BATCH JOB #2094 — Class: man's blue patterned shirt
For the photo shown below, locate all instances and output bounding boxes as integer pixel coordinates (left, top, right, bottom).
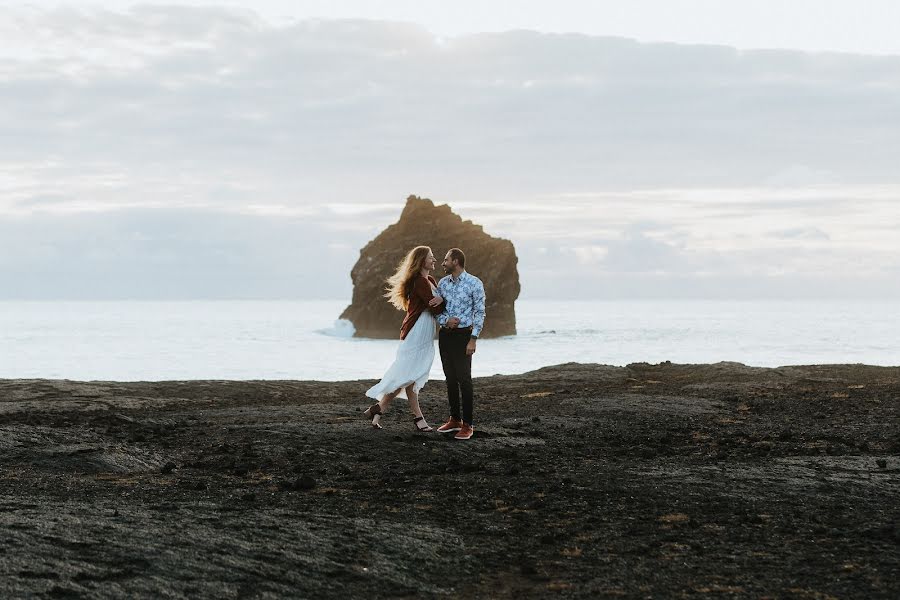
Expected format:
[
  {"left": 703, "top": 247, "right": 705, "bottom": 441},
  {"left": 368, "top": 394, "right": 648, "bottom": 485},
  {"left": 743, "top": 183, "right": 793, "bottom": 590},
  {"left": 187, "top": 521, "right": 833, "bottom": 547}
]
[{"left": 436, "top": 271, "right": 486, "bottom": 337}]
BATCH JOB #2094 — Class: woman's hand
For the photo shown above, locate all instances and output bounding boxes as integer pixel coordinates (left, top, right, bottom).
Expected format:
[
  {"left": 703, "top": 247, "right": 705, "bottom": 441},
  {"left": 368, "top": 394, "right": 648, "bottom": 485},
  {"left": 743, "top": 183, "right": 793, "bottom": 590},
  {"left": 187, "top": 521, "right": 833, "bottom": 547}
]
[{"left": 428, "top": 295, "right": 443, "bottom": 307}]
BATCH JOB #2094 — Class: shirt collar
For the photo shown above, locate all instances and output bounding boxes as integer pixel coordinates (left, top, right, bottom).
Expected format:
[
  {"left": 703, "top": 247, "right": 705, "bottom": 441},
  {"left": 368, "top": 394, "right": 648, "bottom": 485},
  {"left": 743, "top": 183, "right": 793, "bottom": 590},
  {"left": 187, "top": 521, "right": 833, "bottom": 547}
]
[{"left": 451, "top": 270, "right": 468, "bottom": 283}]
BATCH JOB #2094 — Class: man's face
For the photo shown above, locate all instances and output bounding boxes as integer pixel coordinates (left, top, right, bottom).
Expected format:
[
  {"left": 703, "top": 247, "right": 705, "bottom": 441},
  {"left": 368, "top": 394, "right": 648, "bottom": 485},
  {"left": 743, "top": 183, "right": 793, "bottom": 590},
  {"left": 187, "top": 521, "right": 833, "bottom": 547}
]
[{"left": 442, "top": 252, "right": 456, "bottom": 274}]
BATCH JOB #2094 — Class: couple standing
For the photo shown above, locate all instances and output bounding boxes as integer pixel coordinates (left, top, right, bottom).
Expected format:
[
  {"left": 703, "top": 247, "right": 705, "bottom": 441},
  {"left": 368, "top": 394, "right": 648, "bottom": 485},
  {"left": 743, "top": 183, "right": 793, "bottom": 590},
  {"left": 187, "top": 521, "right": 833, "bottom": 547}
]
[{"left": 362, "top": 246, "right": 486, "bottom": 440}]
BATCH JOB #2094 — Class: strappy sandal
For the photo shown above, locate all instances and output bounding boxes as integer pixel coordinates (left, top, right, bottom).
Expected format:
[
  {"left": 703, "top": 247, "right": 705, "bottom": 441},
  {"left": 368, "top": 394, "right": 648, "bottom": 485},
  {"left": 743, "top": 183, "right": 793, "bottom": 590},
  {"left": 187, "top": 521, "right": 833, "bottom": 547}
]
[
  {"left": 363, "top": 403, "right": 383, "bottom": 429},
  {"left": 414, "top": 416, "right": 433, "bottom": 432}
]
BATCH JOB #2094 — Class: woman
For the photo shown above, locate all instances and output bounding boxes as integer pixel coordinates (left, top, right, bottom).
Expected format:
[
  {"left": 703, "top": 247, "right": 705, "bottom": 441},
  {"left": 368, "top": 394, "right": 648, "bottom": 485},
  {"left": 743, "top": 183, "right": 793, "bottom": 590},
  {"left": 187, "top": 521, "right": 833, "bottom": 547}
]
[{"left": 363, "top": 246, "right": 444, "bottom": 431}]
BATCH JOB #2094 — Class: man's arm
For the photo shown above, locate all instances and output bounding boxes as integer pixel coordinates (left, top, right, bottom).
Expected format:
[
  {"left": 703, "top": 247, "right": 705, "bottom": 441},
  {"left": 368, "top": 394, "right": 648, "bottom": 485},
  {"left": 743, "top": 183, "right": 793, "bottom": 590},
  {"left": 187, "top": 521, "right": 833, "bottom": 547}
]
[{"left": 471, "top": 279, "right": 486, "bottom": 337}]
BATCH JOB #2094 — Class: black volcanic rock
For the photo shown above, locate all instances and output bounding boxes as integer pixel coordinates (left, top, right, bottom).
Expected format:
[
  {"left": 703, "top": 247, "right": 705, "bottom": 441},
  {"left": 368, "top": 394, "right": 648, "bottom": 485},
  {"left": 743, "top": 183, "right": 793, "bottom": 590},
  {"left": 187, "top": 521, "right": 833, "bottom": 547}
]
[
  {"left": 2, "top": 364, "right": 900, "bottom": 598},
  {"left": 340, "top": 195, "right": 520, "bottom": 339}
]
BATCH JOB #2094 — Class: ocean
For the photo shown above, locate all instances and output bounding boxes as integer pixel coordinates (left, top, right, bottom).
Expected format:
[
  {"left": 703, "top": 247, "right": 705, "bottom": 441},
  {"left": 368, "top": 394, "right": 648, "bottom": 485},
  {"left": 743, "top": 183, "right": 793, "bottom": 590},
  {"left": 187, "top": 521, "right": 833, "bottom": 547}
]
[{"left": 1, "top": 300, "right": 897, "bottom": 381}]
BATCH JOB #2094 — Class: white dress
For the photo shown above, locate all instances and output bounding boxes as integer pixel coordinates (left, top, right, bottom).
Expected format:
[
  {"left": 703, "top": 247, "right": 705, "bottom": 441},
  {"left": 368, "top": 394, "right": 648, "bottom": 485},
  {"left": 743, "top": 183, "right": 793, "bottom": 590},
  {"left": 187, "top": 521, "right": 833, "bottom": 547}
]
[{"left": 365, "top": 308, "right": 438, "bottom": 401}]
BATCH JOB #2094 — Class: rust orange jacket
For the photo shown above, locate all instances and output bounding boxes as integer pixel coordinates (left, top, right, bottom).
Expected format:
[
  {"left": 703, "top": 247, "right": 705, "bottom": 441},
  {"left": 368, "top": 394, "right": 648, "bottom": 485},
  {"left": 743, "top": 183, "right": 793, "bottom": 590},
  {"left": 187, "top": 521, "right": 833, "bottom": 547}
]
[{"left": 399, "top": 275, "right": 444, "bottom": 340}]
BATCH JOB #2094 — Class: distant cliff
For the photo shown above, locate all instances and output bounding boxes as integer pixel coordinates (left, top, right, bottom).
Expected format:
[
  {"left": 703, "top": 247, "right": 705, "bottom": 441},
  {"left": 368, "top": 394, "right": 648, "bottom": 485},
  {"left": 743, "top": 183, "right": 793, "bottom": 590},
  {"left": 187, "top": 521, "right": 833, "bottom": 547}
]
[{"left": 340, "top": 195, "right": 520, "bottom": 339}]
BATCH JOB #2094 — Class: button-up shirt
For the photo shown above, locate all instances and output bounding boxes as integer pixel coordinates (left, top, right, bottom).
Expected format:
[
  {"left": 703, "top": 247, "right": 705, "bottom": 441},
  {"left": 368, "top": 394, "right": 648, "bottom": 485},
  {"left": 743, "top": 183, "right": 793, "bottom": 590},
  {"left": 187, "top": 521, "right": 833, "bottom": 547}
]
[{"left": 436, "top": 271, "right": 486, "bottom": 337}]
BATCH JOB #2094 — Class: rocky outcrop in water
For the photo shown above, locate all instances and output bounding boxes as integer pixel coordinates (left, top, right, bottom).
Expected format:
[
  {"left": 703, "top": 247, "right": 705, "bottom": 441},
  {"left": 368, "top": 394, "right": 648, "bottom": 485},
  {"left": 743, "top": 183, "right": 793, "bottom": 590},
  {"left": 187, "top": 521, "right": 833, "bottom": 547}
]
[{"left": 340, "top": 195, "right": 520, "bottom": 338}]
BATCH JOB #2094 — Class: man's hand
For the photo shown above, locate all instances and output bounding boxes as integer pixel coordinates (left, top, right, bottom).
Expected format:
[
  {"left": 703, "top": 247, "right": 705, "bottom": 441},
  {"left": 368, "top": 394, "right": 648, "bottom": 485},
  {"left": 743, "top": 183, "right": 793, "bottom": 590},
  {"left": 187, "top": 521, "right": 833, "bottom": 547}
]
[
  {"left": 447, "top": 317, "right": 460, "bottom": 329},
  {"left": 428, "top": 295, "right": 443, "bottom": 307},
  {"left": 466, "top": 338, "right": 477, "bottom": 356}
]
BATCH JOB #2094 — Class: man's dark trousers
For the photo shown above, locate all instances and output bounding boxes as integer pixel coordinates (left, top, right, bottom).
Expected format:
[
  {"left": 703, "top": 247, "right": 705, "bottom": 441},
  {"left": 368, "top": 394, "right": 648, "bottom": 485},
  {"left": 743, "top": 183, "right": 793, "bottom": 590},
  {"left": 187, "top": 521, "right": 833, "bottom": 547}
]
[{"left": 439, "top": 328, "right": 474, "bottom": 425}]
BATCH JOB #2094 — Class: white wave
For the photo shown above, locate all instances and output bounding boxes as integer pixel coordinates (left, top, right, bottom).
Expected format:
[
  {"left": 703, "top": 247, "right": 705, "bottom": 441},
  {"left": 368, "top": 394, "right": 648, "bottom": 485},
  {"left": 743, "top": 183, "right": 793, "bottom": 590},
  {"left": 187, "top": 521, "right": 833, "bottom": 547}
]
[{"left": 317, "top": 319, "right": 356, "bottom": 338}]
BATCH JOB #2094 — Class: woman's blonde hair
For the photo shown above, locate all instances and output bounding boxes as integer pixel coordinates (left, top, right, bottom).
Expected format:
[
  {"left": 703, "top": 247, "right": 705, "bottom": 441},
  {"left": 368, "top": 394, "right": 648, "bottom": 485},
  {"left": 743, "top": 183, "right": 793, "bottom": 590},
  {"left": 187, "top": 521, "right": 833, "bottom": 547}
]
[{"left": 385, "top": 245, "right": 432, "bottom": 311}]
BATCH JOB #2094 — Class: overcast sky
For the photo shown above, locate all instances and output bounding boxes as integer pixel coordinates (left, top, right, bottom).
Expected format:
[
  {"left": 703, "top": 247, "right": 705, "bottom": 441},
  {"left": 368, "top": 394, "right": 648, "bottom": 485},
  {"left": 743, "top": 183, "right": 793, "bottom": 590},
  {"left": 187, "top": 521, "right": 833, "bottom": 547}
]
[
  {"left": 13, "top": 0, "right": 900, "bottom": 54},
  {"left": 2, "top": 2, "right": 899, "bottom": 300}
]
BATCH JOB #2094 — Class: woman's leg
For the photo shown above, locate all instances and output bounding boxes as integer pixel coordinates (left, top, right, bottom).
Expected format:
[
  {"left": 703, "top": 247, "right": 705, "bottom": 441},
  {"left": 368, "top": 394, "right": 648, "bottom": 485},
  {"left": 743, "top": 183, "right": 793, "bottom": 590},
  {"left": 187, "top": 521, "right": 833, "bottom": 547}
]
[
  {"left": 379, "top": 388, "right": 402, "bottom": 412},
  {"left": 407, "top": 384, "right": 433, "bottom": 431},
  {"left": 405, "top": 384, "right": 424, "bottom": 419},
  {"left": 367, "top": 388, "right": 401, "bottom": 428}
]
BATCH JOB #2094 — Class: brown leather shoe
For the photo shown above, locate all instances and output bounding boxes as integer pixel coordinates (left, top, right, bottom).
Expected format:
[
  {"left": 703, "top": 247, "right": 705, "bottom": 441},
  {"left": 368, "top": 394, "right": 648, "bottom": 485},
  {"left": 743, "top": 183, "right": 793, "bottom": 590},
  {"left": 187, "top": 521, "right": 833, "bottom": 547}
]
[
  {"left": 454, "top": 423, "right": 474, "bottom": 440},
  {"left": 436, "top": 417, "right": 463, "bottom": 433}
]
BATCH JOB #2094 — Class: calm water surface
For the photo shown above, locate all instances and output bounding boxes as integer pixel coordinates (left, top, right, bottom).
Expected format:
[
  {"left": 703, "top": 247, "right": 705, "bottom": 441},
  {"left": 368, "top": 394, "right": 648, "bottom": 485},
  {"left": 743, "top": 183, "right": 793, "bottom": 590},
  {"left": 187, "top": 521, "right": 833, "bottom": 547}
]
[{"left": 1, "top": 300, "right": 897, "bottom": 381}]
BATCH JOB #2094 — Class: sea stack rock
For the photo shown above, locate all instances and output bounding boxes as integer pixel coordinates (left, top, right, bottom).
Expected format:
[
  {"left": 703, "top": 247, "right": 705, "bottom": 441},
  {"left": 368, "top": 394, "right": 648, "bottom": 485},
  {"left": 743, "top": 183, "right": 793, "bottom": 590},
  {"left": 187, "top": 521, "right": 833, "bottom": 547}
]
[{"left": 340, "top": 195, "right": 520, "bottom": 339}]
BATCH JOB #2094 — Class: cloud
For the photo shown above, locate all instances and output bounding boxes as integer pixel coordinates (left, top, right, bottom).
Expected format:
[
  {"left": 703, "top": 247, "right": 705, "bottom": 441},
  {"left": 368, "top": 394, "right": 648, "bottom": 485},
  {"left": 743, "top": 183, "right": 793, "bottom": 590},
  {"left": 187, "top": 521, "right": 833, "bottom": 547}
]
[
  {"left": 1, "top": 7, "right": 899, "bottom": 299},
  {"left": 2, "top": 7, "right": 900, "bottom": 191},
  {"left": 566, "top": 245, "right": 609, "bottom": 265},
  {"left": 768, "top": 227, "right": 831, "bottom": 241},
  {"left": 1, "top": 188, "right": 897, "bottom": 300},
  {"left": 763, "top": 165, "right": 840, "bottom": 187},
  {"left": 599, "top": 228, "right": 687, "bottom": 274},
  {"left": 0, "top": 208, "right": 373, "bottom": 299}
]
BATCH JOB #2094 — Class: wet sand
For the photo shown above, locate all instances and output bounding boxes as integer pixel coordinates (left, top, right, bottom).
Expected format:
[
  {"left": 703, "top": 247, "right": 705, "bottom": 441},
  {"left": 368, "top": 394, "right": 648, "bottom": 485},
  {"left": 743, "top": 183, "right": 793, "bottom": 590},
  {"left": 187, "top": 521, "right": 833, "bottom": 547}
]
[{"left": 1, "top": 362, "right": 898, "bottom": 598}]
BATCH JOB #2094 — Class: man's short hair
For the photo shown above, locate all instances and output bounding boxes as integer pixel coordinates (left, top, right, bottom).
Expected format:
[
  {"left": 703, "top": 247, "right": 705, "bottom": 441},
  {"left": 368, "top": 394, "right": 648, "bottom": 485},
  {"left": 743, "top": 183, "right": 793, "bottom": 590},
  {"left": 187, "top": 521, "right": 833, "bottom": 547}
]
[{"left": 448, "top": 248, "right": 466, "bottom": 268}]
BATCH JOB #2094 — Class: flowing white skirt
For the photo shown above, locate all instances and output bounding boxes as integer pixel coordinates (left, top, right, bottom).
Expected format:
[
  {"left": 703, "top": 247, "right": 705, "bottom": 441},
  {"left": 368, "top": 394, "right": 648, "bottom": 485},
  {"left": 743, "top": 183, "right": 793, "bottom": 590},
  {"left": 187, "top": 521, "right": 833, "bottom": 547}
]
[{"left": 365, "top": 311, "right": 437, "bottom": 401}]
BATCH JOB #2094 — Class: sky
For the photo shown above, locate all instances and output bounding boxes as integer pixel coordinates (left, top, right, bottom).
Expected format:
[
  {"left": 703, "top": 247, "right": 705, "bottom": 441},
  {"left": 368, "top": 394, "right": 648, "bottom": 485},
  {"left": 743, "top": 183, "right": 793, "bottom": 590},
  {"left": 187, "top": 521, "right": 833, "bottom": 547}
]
[
  {"left": 12, "top": 0, "right": 900, "bottom": 55},
  {"left": 1, "top": 2, "right": 899, "bottom": 300}
]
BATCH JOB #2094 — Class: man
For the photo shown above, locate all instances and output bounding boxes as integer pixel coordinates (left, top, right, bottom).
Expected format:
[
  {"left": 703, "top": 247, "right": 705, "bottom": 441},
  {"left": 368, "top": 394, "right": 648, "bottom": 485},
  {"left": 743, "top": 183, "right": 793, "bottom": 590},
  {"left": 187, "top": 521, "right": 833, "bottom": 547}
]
[{"left": 427, "top": 248, "right": 486, "bottom": 440}]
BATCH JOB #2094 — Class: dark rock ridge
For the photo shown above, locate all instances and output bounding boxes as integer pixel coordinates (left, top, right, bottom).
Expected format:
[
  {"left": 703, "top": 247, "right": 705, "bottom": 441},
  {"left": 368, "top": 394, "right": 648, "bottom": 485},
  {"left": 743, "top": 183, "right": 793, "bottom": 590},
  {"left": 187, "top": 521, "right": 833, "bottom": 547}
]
[
  {"left": 340, "top": 195, "right": 520, "bottom": 338},
  {"left": 2, "top": 363, "right": 899, "bottom": 598}
]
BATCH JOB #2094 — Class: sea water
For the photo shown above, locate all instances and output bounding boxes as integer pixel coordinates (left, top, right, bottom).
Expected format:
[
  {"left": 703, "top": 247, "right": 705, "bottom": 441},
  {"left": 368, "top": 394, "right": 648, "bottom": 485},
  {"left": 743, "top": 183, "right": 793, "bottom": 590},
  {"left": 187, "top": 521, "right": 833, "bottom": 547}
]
[{"left": 1, "top": 300, "right": 897, "bottom": 381}]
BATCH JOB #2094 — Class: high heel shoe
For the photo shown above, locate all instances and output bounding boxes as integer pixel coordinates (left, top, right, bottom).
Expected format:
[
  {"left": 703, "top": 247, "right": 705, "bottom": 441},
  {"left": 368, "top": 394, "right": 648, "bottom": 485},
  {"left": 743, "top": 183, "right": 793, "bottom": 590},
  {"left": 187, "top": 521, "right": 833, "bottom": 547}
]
[
  {"left": 413, "top": 416, "right": 433, "bottom": 432},
  {"left": 363, "top": 403, "right": 383, "bottom": 429}
]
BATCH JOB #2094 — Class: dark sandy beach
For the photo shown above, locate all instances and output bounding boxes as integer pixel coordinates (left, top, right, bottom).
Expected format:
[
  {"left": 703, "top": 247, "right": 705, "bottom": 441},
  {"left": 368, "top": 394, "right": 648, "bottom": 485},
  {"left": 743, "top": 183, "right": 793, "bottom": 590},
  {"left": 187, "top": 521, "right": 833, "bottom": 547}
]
[{"left": 1, "top": 362, "right": 898, "bottom": 598}]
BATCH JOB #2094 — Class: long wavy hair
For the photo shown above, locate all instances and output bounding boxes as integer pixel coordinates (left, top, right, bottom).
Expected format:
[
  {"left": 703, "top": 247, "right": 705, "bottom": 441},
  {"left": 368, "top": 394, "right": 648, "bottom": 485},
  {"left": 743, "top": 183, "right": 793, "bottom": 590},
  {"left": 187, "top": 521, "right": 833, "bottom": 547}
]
[{"left": 384, "top": 246, "right": 432, "bottom": 311}]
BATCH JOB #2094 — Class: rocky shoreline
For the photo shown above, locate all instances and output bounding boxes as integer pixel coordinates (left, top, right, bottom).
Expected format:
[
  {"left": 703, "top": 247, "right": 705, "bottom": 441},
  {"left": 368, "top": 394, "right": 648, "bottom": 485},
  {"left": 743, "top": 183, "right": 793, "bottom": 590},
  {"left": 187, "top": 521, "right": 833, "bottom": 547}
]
[{"left": 1, "top": 362, "right": 898, "bottom": 598}]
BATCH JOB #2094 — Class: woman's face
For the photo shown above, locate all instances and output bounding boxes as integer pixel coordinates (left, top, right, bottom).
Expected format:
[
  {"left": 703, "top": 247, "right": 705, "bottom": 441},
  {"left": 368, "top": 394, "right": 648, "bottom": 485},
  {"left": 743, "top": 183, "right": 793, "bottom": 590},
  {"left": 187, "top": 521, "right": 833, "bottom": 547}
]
[{"left": 423, "top": 252, "right": 436, "bottom": 271}]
